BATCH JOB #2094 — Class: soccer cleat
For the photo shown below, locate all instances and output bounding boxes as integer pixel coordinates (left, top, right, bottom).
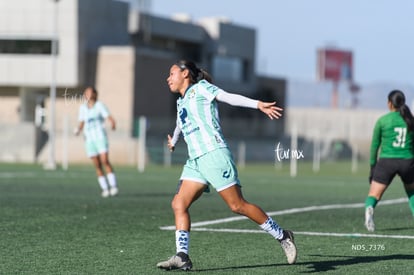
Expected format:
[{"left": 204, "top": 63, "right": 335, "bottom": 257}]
[
  {"left": 101, "top": 189, "right": 110, "bottom": 198},
  {"left": 279, "top": 230, "right": 297, "bottom": 264},
  {"left": 157, "top": 252, "right": 193, "bottom": 271},
  {"left": 109, "top": 187, "right": 119, "bottom": 196},
  {"left": 365, "top": 206, "right": 375, "bottom": 232}
]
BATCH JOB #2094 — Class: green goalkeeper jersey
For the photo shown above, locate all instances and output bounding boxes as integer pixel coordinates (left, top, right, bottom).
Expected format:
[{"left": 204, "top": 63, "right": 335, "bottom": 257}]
[{"left": 370, "top": 111, "right": 414, "bottom": 165}]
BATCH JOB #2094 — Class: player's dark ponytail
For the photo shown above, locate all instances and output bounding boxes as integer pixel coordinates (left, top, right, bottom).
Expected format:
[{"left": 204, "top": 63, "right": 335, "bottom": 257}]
[
  {"left": 200, "top": 69, "right": 213, "bottom": 83},
  {"left": 389, "top": 90, "right": 414, "bottom": 131},
  {"left": 176, "top": 60, "right": 212, "bottom": 84}
]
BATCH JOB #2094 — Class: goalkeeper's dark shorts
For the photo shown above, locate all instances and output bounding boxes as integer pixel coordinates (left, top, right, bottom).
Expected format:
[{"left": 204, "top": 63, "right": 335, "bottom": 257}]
[{"left": 373, "top": 158, "right": 414, "bottom": 185}]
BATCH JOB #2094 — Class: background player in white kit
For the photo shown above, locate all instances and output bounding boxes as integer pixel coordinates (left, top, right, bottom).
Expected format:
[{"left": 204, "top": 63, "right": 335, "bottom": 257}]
[{"left": 75, "top": 86, "right": 119, "bottom": 198}]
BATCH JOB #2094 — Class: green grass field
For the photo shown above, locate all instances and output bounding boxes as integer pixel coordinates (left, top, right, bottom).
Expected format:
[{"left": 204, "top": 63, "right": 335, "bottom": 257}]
[{"left": 1, "top": 161, "right": 413, "bottom": 274}]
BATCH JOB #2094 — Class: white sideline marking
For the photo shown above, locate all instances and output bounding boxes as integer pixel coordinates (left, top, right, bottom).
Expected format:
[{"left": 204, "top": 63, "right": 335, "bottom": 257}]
[
  {"left": 159, "top": 198, "right": 413, "bottom": 239},
  {"left": 186, "top": 228, "right": 414, "bottom": 240},
  {"left": 159, "top": 198, "right": 408, "bottom": 230}
]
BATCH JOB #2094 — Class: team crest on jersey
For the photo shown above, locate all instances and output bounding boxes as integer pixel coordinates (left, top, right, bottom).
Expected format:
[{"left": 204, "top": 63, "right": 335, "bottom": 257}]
[{"left": 188, "top": 88, "right": 196, "bottom": 99}]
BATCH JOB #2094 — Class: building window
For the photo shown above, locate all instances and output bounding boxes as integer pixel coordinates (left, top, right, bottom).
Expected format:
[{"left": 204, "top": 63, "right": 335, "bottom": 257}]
[
  {"left": 212, "top": 56, "right": 247, "bottom": 82},
  {"left": 0, "top": 39, "right": 56, "bottom": 54}
]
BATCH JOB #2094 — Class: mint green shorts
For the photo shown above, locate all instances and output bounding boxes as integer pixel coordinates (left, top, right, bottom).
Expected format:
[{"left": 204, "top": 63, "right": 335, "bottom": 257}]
[
  {"left": 180, "top": 148, "right": 240, "bottom": 192},
  {"left": 85, "top": 138, "right": 108, "bottom": 158}
]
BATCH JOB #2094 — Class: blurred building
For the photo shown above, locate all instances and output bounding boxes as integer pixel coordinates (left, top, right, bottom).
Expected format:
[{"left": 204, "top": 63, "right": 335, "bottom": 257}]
[{"left": 0, "top": 0, "right": 285, "bottom": 164}]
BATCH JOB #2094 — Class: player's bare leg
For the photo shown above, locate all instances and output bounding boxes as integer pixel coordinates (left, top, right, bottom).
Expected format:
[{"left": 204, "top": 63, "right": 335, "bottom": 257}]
[
  {"left": 219, "top": 185, "right": 297, "bottom": 264},
  {"left": 365, "top": 181, "right": 388, "bottom": 231},
  {"left": 157, "top": 180, "right": 205, "bottom": 271}
]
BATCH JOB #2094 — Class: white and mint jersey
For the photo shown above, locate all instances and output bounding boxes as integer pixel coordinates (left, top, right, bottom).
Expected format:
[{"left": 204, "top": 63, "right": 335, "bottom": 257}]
[
  {"left": 176, "top": 80, "right": 228, "bottom": 159},
  {"left": 78, "top": 101, "right": 110, "bottom": 141}
]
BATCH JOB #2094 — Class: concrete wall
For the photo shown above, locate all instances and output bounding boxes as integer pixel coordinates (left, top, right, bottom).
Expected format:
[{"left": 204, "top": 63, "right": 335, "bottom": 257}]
[
  {"left": 0, "top": 122, "right": 35, "bottom": 162},
  {"left": 0, "top": 0, "right": 129, "bottom": 88},
  {"left": 0, "top": 0, "right": 79, "bottom": 86},
  {"left": 0, "top": 87, "right": 20, "bottom": 124},
  {"left": 78, "top": 0, "right": 130, "bottom": 85},
  {"left": 286, "top": 107, "right": 384, "bottom": 158}
]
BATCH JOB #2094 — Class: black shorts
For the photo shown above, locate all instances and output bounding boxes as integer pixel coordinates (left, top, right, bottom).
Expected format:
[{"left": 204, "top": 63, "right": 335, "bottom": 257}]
[{"left": 373, "top": 158, "right": 414, "bottom": 185}]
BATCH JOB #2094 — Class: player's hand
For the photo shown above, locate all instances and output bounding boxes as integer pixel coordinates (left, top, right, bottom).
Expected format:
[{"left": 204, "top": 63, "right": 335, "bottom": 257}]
[
  {"left": 73, "top": 127, "right": 80, "bottom": 136},
  {"left": 167, "top": 134, "right": 175, "bottom": 152},
  {"left": 110, "top": 119, "right": 116, "bottom": 131},
  {"left": 258, "top": 101, "right": 283, "bottom": 120},
  {"left": 108, "top": 116, "right": 116, "bottom": 131}
]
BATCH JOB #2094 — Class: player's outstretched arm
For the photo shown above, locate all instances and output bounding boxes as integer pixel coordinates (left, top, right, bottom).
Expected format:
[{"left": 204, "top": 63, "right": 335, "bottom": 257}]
[{"left": 216, "top": 91, "right": 283, "bottom": 119}]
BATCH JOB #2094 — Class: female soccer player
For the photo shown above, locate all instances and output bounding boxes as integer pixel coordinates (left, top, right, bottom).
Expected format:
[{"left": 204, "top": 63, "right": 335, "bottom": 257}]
[
  {"left": 365, "top": 90, "right": 414, "bottom": 232},
  {"left": 75, "top": 86, "right": 119, "bottom": 198},
  {"left": 157, "top": 61, "right": 297, "bottom": 271}
]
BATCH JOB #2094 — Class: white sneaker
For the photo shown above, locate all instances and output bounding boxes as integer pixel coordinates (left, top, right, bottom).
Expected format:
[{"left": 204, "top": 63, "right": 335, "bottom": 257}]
[
  {"left": 157, "top": 252, "right": 192, "bottom": 271},
  {"left": 365, "top": 206, "right": 375, "bottom": 232},
  {"left": 109, "top": 187, "right": 119, "bottom": 196},
  {"left": 101, "top": 189, "right": 110, "bottom": 198},
  {"left": 279, "top": 230, "right": 297, "bottom": 264}
]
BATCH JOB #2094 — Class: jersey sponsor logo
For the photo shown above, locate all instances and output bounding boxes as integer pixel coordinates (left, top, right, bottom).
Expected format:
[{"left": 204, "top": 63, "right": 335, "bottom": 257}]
[
  {"left": 183, "top": 126, "right": 200, "bottom": 136},
  {"left": 222, "top": 170, "right": 230, "bottom": 179},
  {"left": 179, "top": 108, "right": 188, "bottom": 125},
  {"left": 179, "top": 107, "right": 200, "bottom": 136}
]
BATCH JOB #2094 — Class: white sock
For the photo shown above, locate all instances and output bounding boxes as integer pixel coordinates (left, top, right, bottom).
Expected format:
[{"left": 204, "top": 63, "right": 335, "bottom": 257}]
[
  {"left": 107, "top": 173, "right": 117, "bottom": 188},
  {"left": 98, "top": 176, "right": 108, "bottom": 190},
  {"left": 175, "top": 230, "right": 190, "bottom": 255},
  {"left": 260, "top": 217, "right": 283, "bottom": 240}
]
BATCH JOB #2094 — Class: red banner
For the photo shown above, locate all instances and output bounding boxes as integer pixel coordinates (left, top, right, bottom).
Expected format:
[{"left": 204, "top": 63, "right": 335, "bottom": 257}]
[{"left": 317, "top": 48, "right": 353, "bottom": 82}]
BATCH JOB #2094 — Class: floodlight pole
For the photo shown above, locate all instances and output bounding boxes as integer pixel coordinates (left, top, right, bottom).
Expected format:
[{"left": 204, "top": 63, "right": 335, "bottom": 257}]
[
  {"left": 46, "top": 0, "right": 59, "bottom": 170},
  {"left": 331, "top": 81, "right": 339, "bottom": 108}
]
